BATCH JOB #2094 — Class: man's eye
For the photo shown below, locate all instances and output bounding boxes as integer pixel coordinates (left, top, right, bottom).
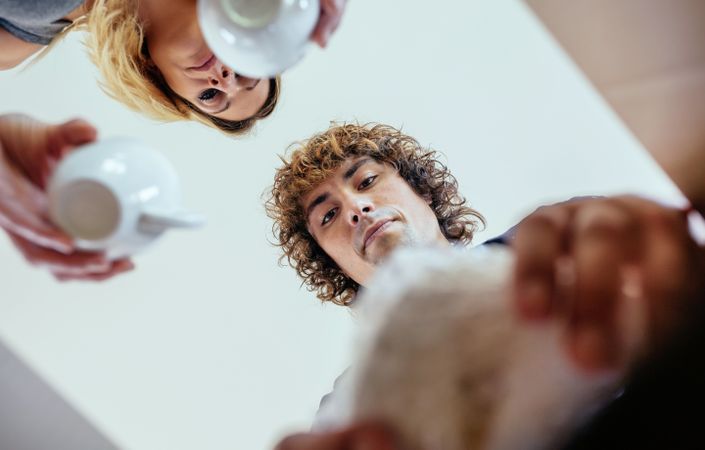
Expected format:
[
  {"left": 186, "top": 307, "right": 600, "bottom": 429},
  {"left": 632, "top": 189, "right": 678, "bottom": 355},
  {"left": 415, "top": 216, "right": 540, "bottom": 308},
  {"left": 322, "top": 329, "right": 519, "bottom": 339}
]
[
  {"left": 321, "top": 208, "right": 337, "bottom": 226},
  {"left": 359, "top": 175, "right": 377, "bottom": 189},
  {"left": 198, "top": 88, "right": 220, "bottom": 102}
]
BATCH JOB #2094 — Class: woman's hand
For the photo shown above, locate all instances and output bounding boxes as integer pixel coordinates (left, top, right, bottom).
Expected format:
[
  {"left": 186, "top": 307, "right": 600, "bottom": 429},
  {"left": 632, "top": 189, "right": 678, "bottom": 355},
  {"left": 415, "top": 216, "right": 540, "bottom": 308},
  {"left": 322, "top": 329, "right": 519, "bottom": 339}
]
[
  {"left": 512, "top": 195, "right": 705, "bottom": 371},
  {"left": 310, "top": 0, "right": 348, "bottom": 48},
  {"left": 0, "top": 114, "right": 134, "bottom": 281}
]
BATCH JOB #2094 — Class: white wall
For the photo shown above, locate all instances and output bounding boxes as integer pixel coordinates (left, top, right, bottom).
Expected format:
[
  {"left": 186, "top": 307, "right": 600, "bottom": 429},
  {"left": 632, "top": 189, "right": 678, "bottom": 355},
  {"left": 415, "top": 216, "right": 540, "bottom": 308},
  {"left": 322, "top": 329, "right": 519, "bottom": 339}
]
[{"left": 0, "top": 0, "right": 683, "bottom": 449}]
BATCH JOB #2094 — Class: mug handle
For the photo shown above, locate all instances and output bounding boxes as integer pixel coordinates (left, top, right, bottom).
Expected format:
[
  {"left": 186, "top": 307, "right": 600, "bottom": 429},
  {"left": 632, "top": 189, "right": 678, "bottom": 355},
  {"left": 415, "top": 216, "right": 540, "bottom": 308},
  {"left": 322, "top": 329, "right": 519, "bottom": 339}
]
[{"left": 139, "top": 207, "right": 206, "bottom": 232}]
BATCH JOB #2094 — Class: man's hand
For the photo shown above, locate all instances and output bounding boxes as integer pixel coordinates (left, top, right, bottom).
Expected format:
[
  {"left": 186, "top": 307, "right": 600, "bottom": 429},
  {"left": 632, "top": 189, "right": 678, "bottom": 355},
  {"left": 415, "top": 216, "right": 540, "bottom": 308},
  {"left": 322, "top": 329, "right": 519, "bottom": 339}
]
[
  {"left": 512, "top": 195, "right": 705, "bottom": 371},
  {"left": 274, "top": 424, "right": 396, "bottom": 450},
  {"left": 310, "top": 0, "right": 348, "bottom": 48},
  {"left": 0, "top": 114, "right": 134, "bottom": 281}
]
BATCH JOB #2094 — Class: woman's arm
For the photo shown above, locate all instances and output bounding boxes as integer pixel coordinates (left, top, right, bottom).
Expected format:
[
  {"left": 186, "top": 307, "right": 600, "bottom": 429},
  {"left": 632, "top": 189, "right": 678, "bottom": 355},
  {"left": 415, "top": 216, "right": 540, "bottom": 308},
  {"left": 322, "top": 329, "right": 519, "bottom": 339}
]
[{"left": 0, "top": 27, "right": 42, "bottom": 70}]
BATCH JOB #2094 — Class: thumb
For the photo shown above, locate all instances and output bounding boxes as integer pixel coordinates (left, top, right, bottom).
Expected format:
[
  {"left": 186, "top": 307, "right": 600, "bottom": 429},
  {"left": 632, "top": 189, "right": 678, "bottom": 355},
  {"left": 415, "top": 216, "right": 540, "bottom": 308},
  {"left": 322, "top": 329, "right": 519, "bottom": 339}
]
[{"left": 49, "top": 118, "right": 98, "bottom": 159}]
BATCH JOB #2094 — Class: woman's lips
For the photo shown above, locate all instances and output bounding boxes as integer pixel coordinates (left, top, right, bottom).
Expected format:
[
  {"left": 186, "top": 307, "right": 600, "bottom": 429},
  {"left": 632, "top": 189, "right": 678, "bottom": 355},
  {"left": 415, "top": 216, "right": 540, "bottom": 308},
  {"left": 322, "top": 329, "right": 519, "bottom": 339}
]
[{"left": 191, "top": 53, "right": 216, "bottom": 71}]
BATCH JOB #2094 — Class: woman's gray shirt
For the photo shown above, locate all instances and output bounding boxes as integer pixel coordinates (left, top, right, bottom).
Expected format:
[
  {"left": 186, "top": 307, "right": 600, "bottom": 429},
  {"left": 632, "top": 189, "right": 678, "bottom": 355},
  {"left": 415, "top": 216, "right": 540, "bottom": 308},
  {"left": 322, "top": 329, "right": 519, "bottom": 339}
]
[{"left": 0, "top": 0, "right": 84, "bottom": 45}]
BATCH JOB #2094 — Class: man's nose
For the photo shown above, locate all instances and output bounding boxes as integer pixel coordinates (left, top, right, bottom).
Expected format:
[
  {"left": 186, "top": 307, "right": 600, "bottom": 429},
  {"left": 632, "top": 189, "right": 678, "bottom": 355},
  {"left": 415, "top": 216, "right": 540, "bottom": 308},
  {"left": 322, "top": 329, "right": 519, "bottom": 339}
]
[
  {"left": 208, "top": 64, "right": 234, "bottom": 89},
  {"left": 348, "top": 200, "right": 374, "bottom": 226}
]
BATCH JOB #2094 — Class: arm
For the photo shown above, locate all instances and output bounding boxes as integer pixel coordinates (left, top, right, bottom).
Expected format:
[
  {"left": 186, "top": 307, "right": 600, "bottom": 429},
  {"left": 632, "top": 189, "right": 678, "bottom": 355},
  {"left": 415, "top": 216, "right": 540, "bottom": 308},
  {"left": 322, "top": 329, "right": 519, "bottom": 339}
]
[
  {"left": 0, "top": 28, "right": 42, "bottom": 70},
  {"left": 274, "top": 196, "right": 705, "bottom": 449},
  {"left": 514, "top": 197, "right": 705, "bottom": 449}
]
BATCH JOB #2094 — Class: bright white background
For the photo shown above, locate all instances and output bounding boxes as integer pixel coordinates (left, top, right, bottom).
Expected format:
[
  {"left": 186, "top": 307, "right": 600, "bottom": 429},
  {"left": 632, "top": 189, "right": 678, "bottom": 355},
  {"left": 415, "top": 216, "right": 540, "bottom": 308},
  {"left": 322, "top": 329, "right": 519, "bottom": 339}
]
[{"left": 0, "top": 0, "right": 683, "bottom": 449}]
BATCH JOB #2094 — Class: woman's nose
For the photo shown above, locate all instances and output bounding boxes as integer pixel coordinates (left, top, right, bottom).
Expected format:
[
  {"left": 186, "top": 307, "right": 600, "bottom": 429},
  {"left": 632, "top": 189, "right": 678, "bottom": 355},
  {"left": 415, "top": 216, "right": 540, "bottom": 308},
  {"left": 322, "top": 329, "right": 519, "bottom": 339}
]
[{"left": 208, "top": 65, "right": 234, "bottom": 88}]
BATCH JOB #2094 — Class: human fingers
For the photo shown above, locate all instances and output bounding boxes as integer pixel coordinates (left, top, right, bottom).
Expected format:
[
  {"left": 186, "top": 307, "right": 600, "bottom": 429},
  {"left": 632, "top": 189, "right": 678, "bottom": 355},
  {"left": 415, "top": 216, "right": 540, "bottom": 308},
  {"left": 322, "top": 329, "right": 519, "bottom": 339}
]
[
  {"left": 275, "top": 424, "right": 396, "bottom": 450},
  {"left": 48, "top": 118, "right": 98, "bottom": 159},
  {"left": 310, "top": 0, "right": 346, "bottom": 47},
  {"left": 0, "top": 115, "right": 51, "bottom": 187},
  {"left": 634, "top": 201, "right": 701, "bottom": 347},
  {"left": 0, "top": 200, "right": 74, "bottom": 254},
  {"left": 1, "top": 117, "right": 98, "bottom": 189},
  {"left": 8, "top": 232, "right": 110, "bottom": 273},
  {"left": 513, "top": 204, "right": 573, "bottom": 319},
  {"left": 566, "top": 200, "right": 641, "bottom": 371},
  {"left": 39, "top": 118, "right": 98, "bottom": 186},
  {"left": 53, "top": 259, "right": 135, "bottom": 282}
]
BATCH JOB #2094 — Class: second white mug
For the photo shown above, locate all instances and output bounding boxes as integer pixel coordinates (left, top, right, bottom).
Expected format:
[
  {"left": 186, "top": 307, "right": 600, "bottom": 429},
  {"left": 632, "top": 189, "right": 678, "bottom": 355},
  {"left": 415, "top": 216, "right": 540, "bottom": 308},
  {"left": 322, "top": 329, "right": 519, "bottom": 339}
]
[{"left": 47, "top": 137, "right": 205, "bottom": 260}]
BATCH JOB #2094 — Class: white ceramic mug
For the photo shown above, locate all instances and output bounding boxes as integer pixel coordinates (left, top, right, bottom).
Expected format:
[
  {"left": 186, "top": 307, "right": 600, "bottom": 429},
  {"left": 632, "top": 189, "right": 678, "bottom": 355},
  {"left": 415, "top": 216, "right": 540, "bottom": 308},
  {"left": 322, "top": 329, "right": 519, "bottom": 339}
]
[
  {"left": 198, "top": 0, "right": 320, "bottom": 78},
  {"left": 47, "top": 138, "right": 205, "bottom": 260}
]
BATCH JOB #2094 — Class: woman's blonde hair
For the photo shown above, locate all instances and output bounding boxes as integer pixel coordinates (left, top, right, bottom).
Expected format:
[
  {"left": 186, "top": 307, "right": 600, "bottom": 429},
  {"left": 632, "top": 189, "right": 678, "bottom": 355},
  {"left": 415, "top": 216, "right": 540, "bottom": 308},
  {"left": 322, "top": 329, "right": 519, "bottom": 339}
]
[{"left": 63, "top": 0, "right": 279, "bottom": 135}]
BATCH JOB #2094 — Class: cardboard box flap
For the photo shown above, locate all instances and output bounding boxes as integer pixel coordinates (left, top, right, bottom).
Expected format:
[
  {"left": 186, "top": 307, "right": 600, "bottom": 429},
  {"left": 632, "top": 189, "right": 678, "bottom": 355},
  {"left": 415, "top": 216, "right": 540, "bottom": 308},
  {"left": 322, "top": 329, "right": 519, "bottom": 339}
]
[{"left": 526, "top": 0, "right": 705, "bottom": 214}]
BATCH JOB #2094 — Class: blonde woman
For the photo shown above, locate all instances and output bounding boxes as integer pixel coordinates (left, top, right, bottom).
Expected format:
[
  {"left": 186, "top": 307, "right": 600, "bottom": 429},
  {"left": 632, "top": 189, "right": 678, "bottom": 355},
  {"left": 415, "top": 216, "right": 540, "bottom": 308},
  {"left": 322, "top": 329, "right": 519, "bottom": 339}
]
[
  {"left": 1, "top": 0, "right": 346, "bottom": 134},
  {"left": 0, "top": 0, "right": 345, "bottom": 281}
]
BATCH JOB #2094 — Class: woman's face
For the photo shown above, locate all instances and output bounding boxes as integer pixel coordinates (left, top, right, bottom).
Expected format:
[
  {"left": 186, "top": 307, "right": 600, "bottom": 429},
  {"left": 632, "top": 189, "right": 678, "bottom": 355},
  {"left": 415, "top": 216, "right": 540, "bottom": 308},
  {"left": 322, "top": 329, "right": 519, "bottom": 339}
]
[{"left": 145, "top": 2, "right": 271, "bottom": 121}]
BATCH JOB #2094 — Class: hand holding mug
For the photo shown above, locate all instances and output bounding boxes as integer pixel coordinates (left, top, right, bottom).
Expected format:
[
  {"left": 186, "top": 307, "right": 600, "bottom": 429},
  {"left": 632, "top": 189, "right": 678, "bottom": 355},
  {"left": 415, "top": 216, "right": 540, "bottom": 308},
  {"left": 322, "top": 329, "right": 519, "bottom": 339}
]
[
  {"left": 0, "top": 114, "right": 133, "bottom": 281},
  {"left": 47, "top": 137, "right": 205, "bottom": 260}
]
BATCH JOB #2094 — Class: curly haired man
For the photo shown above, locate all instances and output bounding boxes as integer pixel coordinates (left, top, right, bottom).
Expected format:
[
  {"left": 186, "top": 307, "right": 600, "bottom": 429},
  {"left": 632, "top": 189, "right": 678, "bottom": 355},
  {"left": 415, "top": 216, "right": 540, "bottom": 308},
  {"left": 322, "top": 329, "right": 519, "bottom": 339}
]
[
  {"left": 267, "top": 122, "right": 485, "bottom": 306},
  {"left": 268, "top": 122, "right": 705, "bottom": 450}
]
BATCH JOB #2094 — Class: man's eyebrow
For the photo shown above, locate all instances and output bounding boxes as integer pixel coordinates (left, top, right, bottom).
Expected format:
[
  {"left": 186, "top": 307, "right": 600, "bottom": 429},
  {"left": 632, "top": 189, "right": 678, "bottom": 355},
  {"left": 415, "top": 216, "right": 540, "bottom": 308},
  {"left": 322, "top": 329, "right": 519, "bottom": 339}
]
[
  {"left": 305, "top": 158, "right": 374, "bottom": 223},
  {"left": 305, "top": 193, "right": 329, "bottom": 223},
  {"left": 343, "top": 158, "right": 374, "bottom": 181}
]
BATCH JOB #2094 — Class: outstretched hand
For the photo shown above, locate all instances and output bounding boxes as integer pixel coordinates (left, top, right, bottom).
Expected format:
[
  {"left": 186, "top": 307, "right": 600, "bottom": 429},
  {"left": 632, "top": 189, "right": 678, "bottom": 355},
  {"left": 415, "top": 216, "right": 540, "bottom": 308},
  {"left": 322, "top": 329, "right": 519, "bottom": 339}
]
[
  {"left": 0, "top": 114, "right": 134, "bottom": 281},
  {"left": 512, "top": 195, "right": 705, "bottom": 371}
]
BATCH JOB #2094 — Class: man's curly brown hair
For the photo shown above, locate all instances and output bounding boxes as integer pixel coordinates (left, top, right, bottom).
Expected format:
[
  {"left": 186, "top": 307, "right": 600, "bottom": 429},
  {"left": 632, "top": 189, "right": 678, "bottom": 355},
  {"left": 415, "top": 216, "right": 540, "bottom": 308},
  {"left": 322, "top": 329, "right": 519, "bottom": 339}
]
[{"left": 266, "top": 123, "right": 485, "bottom": 306}]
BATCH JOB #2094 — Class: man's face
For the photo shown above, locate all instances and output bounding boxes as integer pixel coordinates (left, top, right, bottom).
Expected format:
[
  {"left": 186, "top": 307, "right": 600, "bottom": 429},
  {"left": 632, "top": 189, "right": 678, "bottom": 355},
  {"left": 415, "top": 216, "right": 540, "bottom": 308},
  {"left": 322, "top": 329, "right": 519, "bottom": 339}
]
[{"left": 302, "top": 157, "right": 449, "bottom": 286}]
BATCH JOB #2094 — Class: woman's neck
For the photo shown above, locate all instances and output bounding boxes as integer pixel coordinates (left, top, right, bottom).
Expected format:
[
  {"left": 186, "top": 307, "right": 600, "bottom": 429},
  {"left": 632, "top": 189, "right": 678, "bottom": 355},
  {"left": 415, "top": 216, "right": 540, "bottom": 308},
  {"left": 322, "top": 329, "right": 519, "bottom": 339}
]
[{"left": 65, "top": 0, "right": 95, "bottom": 21}]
